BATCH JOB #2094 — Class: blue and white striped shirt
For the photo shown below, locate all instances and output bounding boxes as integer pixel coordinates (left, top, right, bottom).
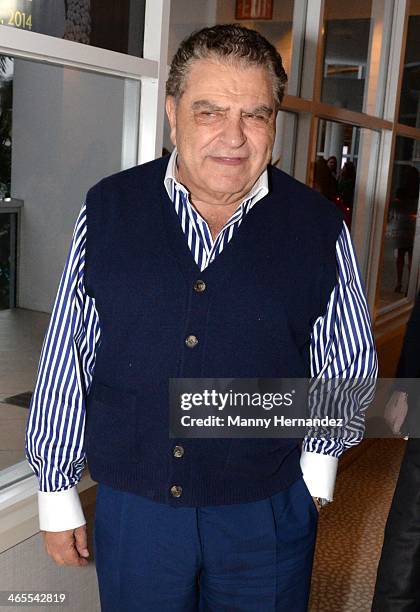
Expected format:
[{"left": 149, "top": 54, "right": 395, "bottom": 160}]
[{"left": 25, "top": 151, "right": 377, "bottom": 530}]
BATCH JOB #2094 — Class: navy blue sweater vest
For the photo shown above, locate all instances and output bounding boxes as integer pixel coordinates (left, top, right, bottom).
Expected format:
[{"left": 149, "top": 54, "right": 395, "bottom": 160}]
[{"left": 83, "top": 155, "right": 343, "bottom": 507}]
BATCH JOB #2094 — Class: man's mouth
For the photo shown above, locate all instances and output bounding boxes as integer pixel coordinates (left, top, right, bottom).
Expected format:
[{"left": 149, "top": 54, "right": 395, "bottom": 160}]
[{"left": 209, "top": 156, "right": 248, "bottom": 166}]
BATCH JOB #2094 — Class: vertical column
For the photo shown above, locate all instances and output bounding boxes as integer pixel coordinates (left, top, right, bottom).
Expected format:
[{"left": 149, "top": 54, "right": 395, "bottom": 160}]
[
  {"left": 365, "top": 0, "right": 409, "bottom": 310},
  {"left": 293, "top": 0, "right": 323, "bottom": 184},
  {"left": 121, "top": 79, "right": 141, "bottom": 170},
  {"left": 138, "top": 0, "right": 171, "bottom": 164},
  {"left": 294, "top": 113, "right": 314, "bottom": 184},
  {"left": 324, "top": 121, "right": 332, "bottom": 158},
  {"left": 287, "top": 0, "right": 308, "bottom": 97},
  {"left": 363, "top": 0, "right": 394, "bottom": 117},
  {"left": 273, "top": 112, "right": 297, "bottom": 175},
  {"left": 299, "top": 0, "right": 324, "bottom": 101},
  {"left": 383, "top": 0, "right": 409, "bottom": 123},
  {"left": 351, "top": 128, "right": 381, "bottom": 284},
  {"left": 328, "top": 121, "right": 343, "bottom": 163}
]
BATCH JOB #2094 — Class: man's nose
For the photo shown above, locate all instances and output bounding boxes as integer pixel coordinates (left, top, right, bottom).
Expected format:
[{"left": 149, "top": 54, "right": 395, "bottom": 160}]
[{"left": 221, "top": 117, "right": 247, "bottom": 148}]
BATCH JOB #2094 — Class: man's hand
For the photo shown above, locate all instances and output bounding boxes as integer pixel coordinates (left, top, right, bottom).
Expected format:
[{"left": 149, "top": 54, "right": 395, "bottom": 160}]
[
  {"left": 384, "top": 390, "right": 408, "bottom": 435},
  {"left": 42, "top": 524, "right": 89, "bottom": 566}
]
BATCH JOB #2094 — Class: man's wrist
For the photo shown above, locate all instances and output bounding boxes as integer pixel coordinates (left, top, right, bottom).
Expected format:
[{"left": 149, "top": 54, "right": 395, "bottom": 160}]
[
  {"left": 314, "top": 496, "right": 330, "bottom": 509},
  {"left": 300, "top": 449, "right": 338, "bottom": 500},
  {"left": 38, "top": 486, "right": 86, "bottom": 531}
]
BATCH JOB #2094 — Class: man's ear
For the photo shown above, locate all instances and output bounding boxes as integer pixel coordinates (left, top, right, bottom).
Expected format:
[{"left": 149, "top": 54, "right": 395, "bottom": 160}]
[{"left": 165, "top": 96, "right": 177, "bottom": 146}]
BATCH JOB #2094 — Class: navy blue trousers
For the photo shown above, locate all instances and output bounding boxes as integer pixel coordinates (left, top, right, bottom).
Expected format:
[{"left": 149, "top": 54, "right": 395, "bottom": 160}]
[{"left": 93, "top": 476, "right": 318, "bottom": 611}]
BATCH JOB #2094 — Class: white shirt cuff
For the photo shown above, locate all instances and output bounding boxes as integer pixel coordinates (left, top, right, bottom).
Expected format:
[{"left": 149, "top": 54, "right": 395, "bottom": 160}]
[
  {"left": 38, "top": 486, "right": 86, "bottom": 532},
  {"left": 300, "top": 449, "right": 338, "bottom": 501}
]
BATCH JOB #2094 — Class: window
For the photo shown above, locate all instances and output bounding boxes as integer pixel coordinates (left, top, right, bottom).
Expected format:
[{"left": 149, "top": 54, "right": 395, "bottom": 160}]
[
  {"left": 168, "top": 0, "right": 295, "bottom": 78},
  {"left": 0, "top": 211, "right": 17, "bottom": 309},
  {"left": 321, "top": 0, "right": 373, "bottom": 113},
  {"left": 379, "top": 136, "right": 420, "bottom": 307},
  {"left": 219, "top": 0, "right": 295, "bottom": 78},
  {"left": 272, "top": 110, "right": 296, "bottom": 175},
  {"left": 0, "top": 0, "right": 146, "bottom": 57},
  {"left": 312, "top": 120, "right": 362, "bottom": 229},
  {"left": 0, "top": 55, "right": 12, "bottom": 199},
  {"left": 0, "top": 55, "right": 139, "bottom": 478},
  {"left": 398, "top": 1, "right": 420, "bottom": 127},
  {"left": 0, "top": 56, "right": 16, "bottom": 310}
]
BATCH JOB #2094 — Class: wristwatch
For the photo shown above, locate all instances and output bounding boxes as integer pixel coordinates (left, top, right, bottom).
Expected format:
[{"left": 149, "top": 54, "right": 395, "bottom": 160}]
[{"left": 315, "top": 497, "right": 330, "bottom": 509}]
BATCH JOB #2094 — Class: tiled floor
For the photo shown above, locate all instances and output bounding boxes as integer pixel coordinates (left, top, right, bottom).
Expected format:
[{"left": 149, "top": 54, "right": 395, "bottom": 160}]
[
  {"left": 0, "top": 308, "right": 49, "bottom": 471},
  {"left": 309, "top": 438, "right": 406, "bottom": 611}
]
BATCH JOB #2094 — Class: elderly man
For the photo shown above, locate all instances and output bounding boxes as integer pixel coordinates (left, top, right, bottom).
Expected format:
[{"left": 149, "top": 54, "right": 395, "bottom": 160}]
[{"left": 26, "top": 25, "right": 377, "bottom": 611}]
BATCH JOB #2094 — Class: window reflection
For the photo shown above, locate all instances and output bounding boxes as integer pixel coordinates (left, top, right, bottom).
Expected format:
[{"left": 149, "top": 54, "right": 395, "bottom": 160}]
[
  {"left": 0, "top": 56, "right": 14, "bottom": 311},
  {"left": 0, "top": 56, "right": 12, "bottom": 200},
  {"left": 169, "top": 0, "right": 295, "bottom": 76},
  {"left": 0, "top": 212, "right": 16, "bottom": 309},
  {"left": 0, "top": 0, "right": 145, "bottom": 57},
  {"left": 380, "top": 137, "right": 420, "bottom": 306},
  {"left": 0, "top": 55, "right": 131, "bottom": 475},
  {"left": 398, "top": 4, "right": 420, "bottom": 127},
  {"left": 312, "top": 120, "right": 360, "bottom": 229},
  {"left": 321, "top": 0, "right": 373, "bottom": 113},
  {"left": 272, "top": 111, "right": 296, "bottom": 175}
]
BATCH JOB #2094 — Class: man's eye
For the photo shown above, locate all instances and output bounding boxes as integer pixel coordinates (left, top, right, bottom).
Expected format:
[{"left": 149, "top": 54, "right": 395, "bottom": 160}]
[
  {"left": 243, "top": 113, "right": 267, "bottom": 122},
  {"left": 196, "top": 111, "right": 223, "bottom": 123}
]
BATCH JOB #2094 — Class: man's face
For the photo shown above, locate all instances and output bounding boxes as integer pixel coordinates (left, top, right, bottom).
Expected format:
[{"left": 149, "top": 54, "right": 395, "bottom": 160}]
[{"left": 166, "top": 58, "right": 277, "bottom": 202}]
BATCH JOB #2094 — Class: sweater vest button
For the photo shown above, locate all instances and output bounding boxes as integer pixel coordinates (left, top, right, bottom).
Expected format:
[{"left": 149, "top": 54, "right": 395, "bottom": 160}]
[
  {"left": 194, "top": 280, "right": 206, "bottom": 293},
  {"left": 173, "top": 445, "right": 184, "bottom": 458},
  {"left": 170, "top": 484, "right": 183, "bottom": 498},
  {"left": 185, "top": 335, "right": 198, "bottom": 348}
]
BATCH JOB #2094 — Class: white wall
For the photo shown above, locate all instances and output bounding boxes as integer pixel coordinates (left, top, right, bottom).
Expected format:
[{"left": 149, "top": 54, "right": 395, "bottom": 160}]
[
  {"left": 11, "top": 59, "right": 125, "bottom": 313},
  {"left": 168, "top": 0, "right": 218, "bottom": 63}
]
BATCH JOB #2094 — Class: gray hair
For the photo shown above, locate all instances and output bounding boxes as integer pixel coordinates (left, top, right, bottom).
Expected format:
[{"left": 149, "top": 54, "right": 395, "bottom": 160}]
[{"left": 166, "top": 24, "right": 288, "bottom": 108}]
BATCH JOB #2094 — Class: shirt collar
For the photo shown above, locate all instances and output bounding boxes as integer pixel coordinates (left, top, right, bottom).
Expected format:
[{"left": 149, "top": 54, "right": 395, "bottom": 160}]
[{"left": 164, "top": 147, "right": 269, "bottom": 210}]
